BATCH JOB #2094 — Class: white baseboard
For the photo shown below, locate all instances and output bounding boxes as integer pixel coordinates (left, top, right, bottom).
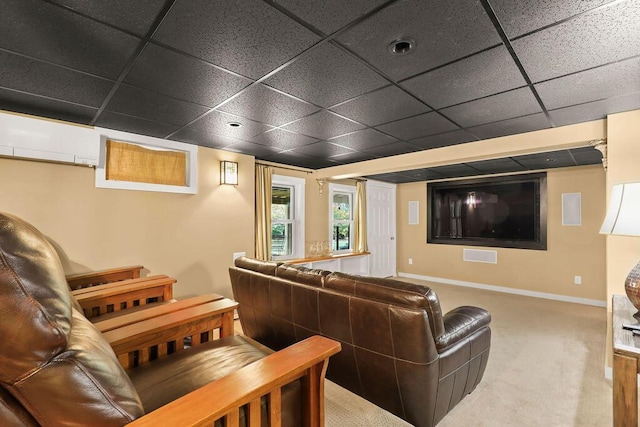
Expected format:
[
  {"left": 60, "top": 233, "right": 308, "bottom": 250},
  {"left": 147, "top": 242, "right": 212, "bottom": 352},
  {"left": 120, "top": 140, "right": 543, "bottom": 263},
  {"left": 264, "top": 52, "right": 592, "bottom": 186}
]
[{"left": 397, "top": 272, "right": 606, "bottom": 308}]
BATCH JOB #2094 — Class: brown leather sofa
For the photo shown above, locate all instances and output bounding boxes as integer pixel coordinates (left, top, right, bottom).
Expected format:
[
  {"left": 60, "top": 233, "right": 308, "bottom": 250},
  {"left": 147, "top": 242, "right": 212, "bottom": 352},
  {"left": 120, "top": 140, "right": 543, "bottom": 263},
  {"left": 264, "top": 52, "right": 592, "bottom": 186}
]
[
  {"left": 0, "top": 212, "right": 339, "bottom": 426},
  {"left": 230, "top": 257, "right": 492, "bottom": 427}
]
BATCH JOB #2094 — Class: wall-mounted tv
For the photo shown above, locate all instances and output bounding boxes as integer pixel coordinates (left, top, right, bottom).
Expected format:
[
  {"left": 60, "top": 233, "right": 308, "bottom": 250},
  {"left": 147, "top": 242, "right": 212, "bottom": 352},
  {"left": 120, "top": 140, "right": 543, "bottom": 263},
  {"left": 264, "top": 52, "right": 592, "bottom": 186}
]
[{"left": 427, "top": 172, "right": 547, "bottom": 250}]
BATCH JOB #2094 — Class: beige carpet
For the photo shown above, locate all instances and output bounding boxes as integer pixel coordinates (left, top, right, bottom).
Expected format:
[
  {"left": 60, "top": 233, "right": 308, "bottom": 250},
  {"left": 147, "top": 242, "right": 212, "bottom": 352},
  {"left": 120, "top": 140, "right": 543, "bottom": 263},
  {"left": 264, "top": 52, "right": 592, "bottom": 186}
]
[{"left": 323, "top": 279, "right": 612, "bottom": 427}]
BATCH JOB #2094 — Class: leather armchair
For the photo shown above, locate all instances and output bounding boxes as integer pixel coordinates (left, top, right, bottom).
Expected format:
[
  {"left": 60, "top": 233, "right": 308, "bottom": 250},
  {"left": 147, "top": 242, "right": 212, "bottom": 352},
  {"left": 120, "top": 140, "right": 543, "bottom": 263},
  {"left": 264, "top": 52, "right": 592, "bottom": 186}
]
[{"left": 0, "top": 212, "right": 339, "bottom": 426}]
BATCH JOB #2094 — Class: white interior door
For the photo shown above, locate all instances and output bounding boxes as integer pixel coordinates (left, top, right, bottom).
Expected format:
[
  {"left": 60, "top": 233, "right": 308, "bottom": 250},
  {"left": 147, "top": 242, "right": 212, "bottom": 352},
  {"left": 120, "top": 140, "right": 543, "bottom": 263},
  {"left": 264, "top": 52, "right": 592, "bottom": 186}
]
[{"left": 366, "top": 180, "right": 396, "bottom": 277}]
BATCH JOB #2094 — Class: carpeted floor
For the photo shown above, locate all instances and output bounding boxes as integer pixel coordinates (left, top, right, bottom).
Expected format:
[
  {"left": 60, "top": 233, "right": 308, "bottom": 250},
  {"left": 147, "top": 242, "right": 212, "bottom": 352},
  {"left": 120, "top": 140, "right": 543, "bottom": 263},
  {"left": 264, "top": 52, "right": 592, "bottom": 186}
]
[{"left": 323, "top": 279, "right": 611, "bottom": 427}]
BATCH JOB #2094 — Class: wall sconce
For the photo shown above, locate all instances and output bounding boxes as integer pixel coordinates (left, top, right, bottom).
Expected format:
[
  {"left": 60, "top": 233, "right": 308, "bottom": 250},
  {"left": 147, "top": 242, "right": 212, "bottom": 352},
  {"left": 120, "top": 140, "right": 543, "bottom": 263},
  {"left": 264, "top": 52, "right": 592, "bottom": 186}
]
[
  {"left": 601, "top": 182, "right": 640, "bottom": 316},
  {"left": 220, "top": 161, "right": 238, "bottom": 185}
]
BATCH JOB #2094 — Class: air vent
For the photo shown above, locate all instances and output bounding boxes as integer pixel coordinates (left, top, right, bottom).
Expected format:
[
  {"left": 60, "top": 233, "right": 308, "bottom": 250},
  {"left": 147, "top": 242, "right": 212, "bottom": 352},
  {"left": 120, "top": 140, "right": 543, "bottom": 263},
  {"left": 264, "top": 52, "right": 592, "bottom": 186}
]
[{"left": 463, "top": 249, "right": 497, "bottom": 264}]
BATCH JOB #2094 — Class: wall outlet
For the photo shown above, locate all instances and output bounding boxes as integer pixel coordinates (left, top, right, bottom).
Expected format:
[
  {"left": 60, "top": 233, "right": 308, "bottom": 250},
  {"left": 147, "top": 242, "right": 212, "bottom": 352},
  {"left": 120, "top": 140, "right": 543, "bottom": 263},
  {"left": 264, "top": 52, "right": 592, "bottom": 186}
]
[
  {"left": 574, "top": 275, "right": 582, "bottom": 285},
  {"left": 408, "top": 258, "right": 413, "bottom": 265}
]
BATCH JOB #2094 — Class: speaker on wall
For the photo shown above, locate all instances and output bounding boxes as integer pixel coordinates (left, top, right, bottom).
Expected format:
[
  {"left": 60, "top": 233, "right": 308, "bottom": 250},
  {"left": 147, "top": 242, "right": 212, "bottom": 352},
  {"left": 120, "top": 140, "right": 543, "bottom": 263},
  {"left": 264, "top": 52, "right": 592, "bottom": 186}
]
[
  {"left": 562, "top": 192, "right": 582, "bottom": 226},
  {"left": 408, "top": 201, "right": 419, "bottom": 225}
]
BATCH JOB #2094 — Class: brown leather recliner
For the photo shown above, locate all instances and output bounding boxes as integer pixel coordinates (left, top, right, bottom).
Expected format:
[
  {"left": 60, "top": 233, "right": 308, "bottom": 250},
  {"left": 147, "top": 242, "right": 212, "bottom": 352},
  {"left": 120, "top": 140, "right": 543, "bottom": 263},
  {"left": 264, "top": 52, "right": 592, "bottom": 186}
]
[
  {"left": 0, "top": 212, "right": 320, "bottom": 426},
  {"left": 230, "top": 257, "right": 492, "bottom": 427}
]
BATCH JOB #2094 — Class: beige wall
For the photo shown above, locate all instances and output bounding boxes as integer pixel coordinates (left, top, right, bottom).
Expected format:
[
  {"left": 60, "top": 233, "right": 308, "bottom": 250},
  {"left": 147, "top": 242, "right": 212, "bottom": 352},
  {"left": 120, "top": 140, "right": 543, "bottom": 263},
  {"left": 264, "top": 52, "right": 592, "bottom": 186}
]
[
  {"left": 0, "top": 147, "right": 255, "bottom": 299},
  {"left": 396, "top": 166, "right": 607, "bottom": 301},
  {"left": 604, "top": 109, "right": 640, "bottom": 368}
]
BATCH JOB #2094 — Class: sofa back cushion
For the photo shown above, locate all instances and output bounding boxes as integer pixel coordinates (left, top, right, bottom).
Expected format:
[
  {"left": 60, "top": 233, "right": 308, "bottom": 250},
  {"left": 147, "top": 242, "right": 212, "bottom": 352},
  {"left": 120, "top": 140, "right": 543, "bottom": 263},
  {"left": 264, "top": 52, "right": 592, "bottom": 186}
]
[
  {"left": 276, "top": 263, "right": 329, "bottom": 287},
  {"left": 0, "top": 212, "right": 144, "bottom": 425},
  {"left": 324, "top": 272, "right": 445, "bottom": 340},
  {"left": 235, "top": 256, "right": 281, "bottom": 276}
]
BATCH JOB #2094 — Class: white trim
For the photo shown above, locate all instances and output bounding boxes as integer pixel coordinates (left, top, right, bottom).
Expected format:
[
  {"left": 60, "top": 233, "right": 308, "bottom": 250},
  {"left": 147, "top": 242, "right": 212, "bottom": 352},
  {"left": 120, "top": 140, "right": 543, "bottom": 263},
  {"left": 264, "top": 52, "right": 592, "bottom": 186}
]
[
  {"left": 272, "top": 174, "right": 305, "bottom": 260},
  {"left": 329, "top": 183, "right": 356, "bottom": 254},
  {"left": 397, "top": 272, "right": 606, "bottom": 307},
  {"left": 94, "top": 129, "right": 198, "bottom": 194}
]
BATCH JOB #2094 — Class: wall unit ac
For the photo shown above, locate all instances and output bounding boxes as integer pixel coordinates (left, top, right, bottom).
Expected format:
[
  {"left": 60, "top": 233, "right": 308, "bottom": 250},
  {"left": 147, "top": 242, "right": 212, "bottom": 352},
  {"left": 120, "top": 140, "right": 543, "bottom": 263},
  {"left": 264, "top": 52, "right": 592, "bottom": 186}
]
[{"left": 0, "top": 112, "right": 99, "bottom": 166}]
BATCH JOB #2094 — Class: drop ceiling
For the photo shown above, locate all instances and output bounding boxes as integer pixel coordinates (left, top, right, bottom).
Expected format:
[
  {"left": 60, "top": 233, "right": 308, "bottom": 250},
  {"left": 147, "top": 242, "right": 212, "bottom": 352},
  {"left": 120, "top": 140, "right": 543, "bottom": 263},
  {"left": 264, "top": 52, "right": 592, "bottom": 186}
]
[{"left": 1, "top": 0, "right": 637, "bottom": 183}]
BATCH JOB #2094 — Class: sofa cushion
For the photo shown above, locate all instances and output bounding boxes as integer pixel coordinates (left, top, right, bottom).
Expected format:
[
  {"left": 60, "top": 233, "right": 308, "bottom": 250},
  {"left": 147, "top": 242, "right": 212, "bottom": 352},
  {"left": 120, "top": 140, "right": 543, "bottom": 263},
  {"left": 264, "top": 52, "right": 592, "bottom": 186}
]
[
  {"left": 0, "top": 212, "right": 145, "bottom": 425},
  {"left": 324, "top": 272, "right": 445, "bottom": 339},
  {"left": 276, "top": 263, "right": 329, "bottom": 287},
  {"left": 234, "top": 256, "right": 281, "bottom": 276}
]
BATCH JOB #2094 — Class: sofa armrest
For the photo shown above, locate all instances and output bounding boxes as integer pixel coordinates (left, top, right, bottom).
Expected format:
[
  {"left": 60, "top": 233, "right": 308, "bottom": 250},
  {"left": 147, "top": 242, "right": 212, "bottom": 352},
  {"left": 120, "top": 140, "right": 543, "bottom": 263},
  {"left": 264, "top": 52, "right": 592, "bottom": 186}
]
[
  {"left": 66, "top": 265, "right": 144, "bottom": 290},
  {"left": 435, "top": 306, "right": 491, "bottom": 351},
  {"left": 103, "top": 298, "right": 238, "bottom": 369},
  {"left": 73, "top": 275, "right": 176, "bottom": 318},
  {"left": 127, "top": 335, "right": 341, "bottom": 427}
]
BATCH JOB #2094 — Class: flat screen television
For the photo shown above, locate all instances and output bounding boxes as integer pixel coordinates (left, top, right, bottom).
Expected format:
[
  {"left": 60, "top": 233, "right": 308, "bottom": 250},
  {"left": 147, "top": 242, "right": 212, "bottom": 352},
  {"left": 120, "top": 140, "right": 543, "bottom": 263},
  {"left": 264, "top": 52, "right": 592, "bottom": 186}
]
[{"left": 427, "top": 172, "right": 547, "bottom": 250}]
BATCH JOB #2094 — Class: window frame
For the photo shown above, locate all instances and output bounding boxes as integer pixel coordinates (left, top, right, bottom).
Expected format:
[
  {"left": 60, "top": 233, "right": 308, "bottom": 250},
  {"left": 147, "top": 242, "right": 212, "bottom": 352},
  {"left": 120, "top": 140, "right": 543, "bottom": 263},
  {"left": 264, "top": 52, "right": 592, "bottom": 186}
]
[
  {"left": 94, "top": 130, "right": 198, "bottom": 194},
  {"left": 329, "top": 183, "right": 356, "bottom": 254},
  {"left": 271, "top": 174, "right": 305, "bottom": 260}
]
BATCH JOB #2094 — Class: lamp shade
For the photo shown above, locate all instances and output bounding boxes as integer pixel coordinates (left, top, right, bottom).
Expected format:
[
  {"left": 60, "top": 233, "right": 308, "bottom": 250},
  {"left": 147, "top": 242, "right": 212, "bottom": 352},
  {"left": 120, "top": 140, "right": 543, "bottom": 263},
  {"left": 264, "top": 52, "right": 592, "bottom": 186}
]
[
  {"left": 220, "top": 161, "right": 238, "bottom": 185},
  {"left": 600, "top": 183, "right": 640, "bottom": 236}
]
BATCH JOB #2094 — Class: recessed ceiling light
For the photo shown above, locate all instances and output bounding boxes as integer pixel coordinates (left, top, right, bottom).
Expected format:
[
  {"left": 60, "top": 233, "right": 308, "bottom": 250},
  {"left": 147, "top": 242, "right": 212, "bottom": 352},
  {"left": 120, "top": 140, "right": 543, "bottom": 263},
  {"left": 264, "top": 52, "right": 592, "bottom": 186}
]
[
  {"left": 546, "top": 158, "right": 556, "bottom": 162},
  {"left": 388, "top": 38, "right": 415, "bottom": 55},
  {"left": 228, "top": 122, "right": 242, "bottom": 128}
]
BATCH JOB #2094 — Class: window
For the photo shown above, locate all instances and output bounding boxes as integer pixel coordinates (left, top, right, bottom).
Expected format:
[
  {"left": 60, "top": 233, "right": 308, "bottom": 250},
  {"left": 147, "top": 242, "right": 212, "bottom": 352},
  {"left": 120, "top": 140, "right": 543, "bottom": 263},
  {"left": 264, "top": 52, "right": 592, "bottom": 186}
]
[
  {"left": 329, "top": 183, "right": 355, "bottom": 253},
  {"left": 271, "top": 175, "right": 305, "bottom": 260},
  {"left": 95, "top": 129, "right": 197, "bottom": 194}
]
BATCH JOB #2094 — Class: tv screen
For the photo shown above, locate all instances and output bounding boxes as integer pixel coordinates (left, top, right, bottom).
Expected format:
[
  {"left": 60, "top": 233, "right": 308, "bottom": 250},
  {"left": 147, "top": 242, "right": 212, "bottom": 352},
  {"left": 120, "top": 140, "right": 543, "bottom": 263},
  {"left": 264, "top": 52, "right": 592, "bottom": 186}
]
[{"left": 427, "top": 173, "right": 547, "bottom": 250}]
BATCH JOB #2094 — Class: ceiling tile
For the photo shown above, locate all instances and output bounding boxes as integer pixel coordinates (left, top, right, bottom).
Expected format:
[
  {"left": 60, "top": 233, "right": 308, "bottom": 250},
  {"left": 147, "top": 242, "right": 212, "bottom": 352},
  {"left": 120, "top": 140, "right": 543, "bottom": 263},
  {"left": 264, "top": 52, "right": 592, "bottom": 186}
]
[
  {"left": 401, "top": 45, "right": 527, "bottom": 109},
  {"left": 428, "top": 164, "right": 482, "bottom": 178},
  {"left": 331, "top": 151, "right": 379, "bottom": 163},
  {"left": 337, "top": 0, "right": 502, "bottom": 81},
  {"left": 50, "top": 0, "right": 167, "bottom": 36},
  {"left": 125, "top": 44, "right": 251, "bottom": 107},
  {"left": 328, "top": 129, "right": 399, "bottom": 150},
  {"left": 219, "top": 84, "right": 320, "bottom": 126},
  {"left": 410, "top": 129, "right": 477, "bottom": 150},
  {"left": 466, "top": 112, "right": 550, "bottom": 140},
  {"left": 400, "top": 168, "right": 447, "bottom": 181},
  {"left": 170, "top": 127, "right": 241, "bottom": 149},
  {"left": 95, "top": 111, "right": 180, "bottom": 138},
  {"left": 185, "top": 110, "right": 273, "bottom": 139},
  {"left": 549, "top": 92, "right": 640, "bottom": 127},
  {"left": 440, "top": 87, "right": 542, "bottom": 128},
  {"left": 290, "top": 141, "right": 355, "bottom": 158},
  {"left": 464, "top": 157, "right": 527, "bottom": 174},
  {"left": 275, "top": 0, "right": 389, "bottom": 34},
  {"left": 0, "top": 88, "right": 98, "bottom": 125},
  {"left": 536, "top": 56, "right": 640, "bottom": 110},
  {"left": 362, "top": 141, "right": 422, "bottom": 156},
  {"left": 569, "top": 146, "right": 604, "bottom": 165},
  {"left": 249, "top": 128, "right": 318, "bottom": 150},
  {"left": 364, "top": 172, "right": 413, "bottom": 184},
  {"left": 0, "top": 51, "right": 113, "bottom": 108},
  {"left": 264, "top": 43, "right": 388, "bottom": 108},
  {"left": 262, "top": 151, "right": 337, "bottom": 169},
  {"left": 512, "top": 150, "right": 576, "bottom": 170},
  {"left": 282, "top": 110, "right": 365, "bottom": 139},
  {"left": 490, "top": 0, "right": 616, "bottom": 38},
  {"left": 376, "top": 112, "right": 459, "bottom": 140},
  {"left": 153, "top": 0, "right": 320, "bottom": 79},
  {"left": 105, "top": 84, "right": 210, "bottom": 126},
  {"left": 0, "top": 0, "right": 140, "bottom": 79},
  {"left": 223, "top": 140, "right": 282, "bottom": 158},
  {"left": 512, "top": 1, "right": 640, "bottom": 82},
  {"left": 329, "top": 85, "right": 430, "bottom": 126}
]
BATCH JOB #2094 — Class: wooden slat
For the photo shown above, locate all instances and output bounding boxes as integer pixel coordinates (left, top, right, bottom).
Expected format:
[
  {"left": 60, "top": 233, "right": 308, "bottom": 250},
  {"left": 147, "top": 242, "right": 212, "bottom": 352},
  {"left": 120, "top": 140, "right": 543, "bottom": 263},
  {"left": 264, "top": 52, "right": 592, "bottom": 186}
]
[
  {"left": 269, "top": 388, "right": 282, "bottom": 427},
  {"left": 127, "top": 336, "right": 341, "bottom": 427},
  {"left": 248, "top": 398, "right": 261, "bottom": 425},
  {"left": 72, "top": 275, "right": 173, "bottom": 298},
  {"left": 66, "top": 265, "right": 143, "bottom": 290},
  {"left": 227, "top": 408, "right": 240, "bottom": 427}
]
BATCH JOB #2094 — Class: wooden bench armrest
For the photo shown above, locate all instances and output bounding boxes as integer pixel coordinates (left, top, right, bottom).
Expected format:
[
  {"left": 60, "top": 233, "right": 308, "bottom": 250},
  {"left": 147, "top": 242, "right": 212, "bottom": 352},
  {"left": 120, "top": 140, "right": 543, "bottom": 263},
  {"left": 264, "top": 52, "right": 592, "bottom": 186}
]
[
  {"left": 66, "top": 265, "right": 144, "bottom": 290},
  {"left": 128, "top": 335, "right": 341, "bottom": 427},
  {"left": 94, "top": 293, "right": 224, "bottom": 333},
  {"left": 103, "top": 298, "right": 238, "bottom": 369},
  {"left": 73, "top": 275, "right": 176, "bottom": 318}
]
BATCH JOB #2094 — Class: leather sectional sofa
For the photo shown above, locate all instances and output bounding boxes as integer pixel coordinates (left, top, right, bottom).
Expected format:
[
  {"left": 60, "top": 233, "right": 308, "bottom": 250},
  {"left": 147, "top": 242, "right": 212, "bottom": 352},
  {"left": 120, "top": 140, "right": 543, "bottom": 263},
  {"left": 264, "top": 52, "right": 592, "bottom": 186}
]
[{"left": 230, "top": 257, "right": 492, "bottom": 427}]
